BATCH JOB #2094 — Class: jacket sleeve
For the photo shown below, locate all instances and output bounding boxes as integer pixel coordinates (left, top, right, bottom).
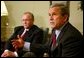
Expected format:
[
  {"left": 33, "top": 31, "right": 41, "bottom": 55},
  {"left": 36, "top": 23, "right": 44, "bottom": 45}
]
[
  {"left": 62, "top": 36, "right": 83, "bottom": 57},
  {"left": 30, "top": 29, "right": 44, "bottom": 56},
  {"left": 5, "top": 26, "right": 21, "bottom": 51}
]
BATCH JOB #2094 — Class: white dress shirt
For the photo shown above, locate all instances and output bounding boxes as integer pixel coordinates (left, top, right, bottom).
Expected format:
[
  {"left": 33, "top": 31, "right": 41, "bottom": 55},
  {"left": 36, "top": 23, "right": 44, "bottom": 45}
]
[{"left": 55, "top": 29, "right": 61, "bottom": 40}]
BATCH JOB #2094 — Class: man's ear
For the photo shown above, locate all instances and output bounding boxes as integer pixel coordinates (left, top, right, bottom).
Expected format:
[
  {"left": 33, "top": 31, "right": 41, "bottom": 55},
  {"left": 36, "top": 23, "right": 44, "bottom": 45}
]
[{"left": 63, "top": 15, "right": 68, "bottom": 22}]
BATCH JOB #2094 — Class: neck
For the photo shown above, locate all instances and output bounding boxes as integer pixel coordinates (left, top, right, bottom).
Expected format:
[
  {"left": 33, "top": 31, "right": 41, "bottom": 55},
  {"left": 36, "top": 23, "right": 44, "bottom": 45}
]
[
  {"left": 24, "top": 24, "right": 33, "bottom": 29},
  {"left": 53, "top": 21, "right": 68, "bottom": 31}
]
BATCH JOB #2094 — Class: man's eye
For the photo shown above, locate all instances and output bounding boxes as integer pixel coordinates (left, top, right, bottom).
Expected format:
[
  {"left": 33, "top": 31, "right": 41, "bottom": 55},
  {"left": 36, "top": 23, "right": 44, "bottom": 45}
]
[
  {"left": 49, "top": 13, "right": 57, "bottom": 16},
  {"left": 22, "top": 19, "right": 28, "bottom": 21},
  {"left": 22, "top": 20, "right": 25, "bottom": 21},
  {"left": 49, "top": 13, "right": 51, "bottom": 16},
  {"left": 53, "top": 13, "right": 57, "bottom": 15}
]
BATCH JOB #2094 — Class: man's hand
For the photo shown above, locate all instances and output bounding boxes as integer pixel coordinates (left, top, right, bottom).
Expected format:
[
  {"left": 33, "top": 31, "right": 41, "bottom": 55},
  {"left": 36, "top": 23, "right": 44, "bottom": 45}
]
[
  {"left": 11, "top": 35, "right": 24, "bottom": 49},
  {"left": 1, "top": 50, "right": 16, "bottom": 57}
]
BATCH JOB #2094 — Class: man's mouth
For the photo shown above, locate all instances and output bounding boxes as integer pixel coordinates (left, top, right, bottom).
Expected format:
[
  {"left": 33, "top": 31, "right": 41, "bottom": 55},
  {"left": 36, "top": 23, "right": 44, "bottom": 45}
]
[{"left": 50, "top": 22, "right": 54, "bottom": 24}]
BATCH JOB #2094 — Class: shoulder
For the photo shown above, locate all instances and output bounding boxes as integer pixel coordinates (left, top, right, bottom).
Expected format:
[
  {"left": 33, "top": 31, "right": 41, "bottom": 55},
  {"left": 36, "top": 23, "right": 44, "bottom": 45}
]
[
  {"left": 14, "top": 26, "right": 24, "bottom": 31},
  {"left": 61, "top": 22, "right": 83, "bottom": 44},
  {"left": 67, "top": 22, "right": 82, "bottom": 36},
  {"left": 30, "top": 25, "right": 43, "bottom": 32},
  {"left": 62, "top": 22, "right": 82, "bottom": 36},
  {"left": 28, "top": 25, "right": 43, "bottom": 36}
]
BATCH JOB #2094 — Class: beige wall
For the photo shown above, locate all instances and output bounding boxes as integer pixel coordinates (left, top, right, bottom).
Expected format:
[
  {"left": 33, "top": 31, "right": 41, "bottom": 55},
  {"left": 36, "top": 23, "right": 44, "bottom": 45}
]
[
  {"left": 5, "top": 1, "right": 49, "bottom": 28},
  {"left": 69, "top": 1, "right": 83, "bottom": 34},
  {"left": 1, "top": 1, "right": 83, "bottom": 40}
]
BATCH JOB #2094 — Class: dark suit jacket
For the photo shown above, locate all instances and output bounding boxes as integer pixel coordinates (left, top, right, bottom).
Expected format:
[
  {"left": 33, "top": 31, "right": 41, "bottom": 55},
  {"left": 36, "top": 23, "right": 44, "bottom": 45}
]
[
  {"left": 39, "top": 22, "right": 83, "bottom": 57},
  {"left": 5, "top": 25, "right": 43, "bottom": 56}
]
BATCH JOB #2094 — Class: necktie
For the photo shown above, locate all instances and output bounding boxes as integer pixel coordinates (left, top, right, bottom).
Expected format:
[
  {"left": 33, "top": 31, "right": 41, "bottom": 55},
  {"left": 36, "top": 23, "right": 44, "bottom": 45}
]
[
  {"left": 51, "top": 31, "right": 56, "bottom": 51},
  {"left": 52, "top": 32, "right": 56, "bottom": 47},
  {"left": 21, "top": 29, "right": 29, "bottom": 39}
]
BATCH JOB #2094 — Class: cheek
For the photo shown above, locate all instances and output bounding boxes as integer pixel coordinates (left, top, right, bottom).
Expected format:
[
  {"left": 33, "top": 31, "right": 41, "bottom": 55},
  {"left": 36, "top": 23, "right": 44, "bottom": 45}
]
[
  {"left": 22, "top": 21, "right": 29, "bottom": 26},
  {"left": 26, "top": 21, "right": 30, "bottom": 24},
  {"left": 57, "top": 18, "right": 65, "bottom": 28},
  {"left": 54, "top": 17, "right": 62, "bottom": 26},
  {"left": 54, "top": 17, "right": 59, "bottom": 24},
  {"left": 23, "top": 21, "right": 29, "bottom": 24}
]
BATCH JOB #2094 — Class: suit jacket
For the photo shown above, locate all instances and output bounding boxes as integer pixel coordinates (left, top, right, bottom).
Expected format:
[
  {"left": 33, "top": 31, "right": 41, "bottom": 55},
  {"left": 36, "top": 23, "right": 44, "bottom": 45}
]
[
  {"left": 5, "top": 25, "right": 43, "bottom": 56},
  {"left": 42, "top": 22, "right": 83, "bottom": 57}
]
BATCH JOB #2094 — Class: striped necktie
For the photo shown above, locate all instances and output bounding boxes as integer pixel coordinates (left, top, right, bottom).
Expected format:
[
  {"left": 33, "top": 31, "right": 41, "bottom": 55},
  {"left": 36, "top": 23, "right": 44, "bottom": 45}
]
[
  {"left": 52, "top": 32, "right": 56, "bottom": 48},
  {"left": 51, "top": 31, "right": 56, "bottom": 51}
]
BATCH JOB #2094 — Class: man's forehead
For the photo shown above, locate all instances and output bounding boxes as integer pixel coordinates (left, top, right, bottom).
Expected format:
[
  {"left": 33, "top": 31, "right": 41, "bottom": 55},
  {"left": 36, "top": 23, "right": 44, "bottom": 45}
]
[
  {"left": 49, "top": 7, "right": 61, "bottom": 11},
  {"left": 49, "top": 7, "right": 61, "bottom": 13},
  {"left": 22, "top": 14, "right": 32, "bottom": 19}
]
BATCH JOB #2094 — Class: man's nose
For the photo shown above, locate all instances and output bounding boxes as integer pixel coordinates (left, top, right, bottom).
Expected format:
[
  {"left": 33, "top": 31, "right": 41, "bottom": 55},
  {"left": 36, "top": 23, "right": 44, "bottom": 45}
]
[
  {"left": 50, "top": 16, "right": 53, "bottom": 20},
  {"left": 23, "top": 21, "right": 26, "bottom": 24}
]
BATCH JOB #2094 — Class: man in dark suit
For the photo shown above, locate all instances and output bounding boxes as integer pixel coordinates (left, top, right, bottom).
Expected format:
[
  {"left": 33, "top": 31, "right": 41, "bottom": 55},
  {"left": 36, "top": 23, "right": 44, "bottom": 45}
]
[
  {"left": 32, "top": 3, "right": 83, "bottom": 57},
  {"left": 1, "top": 12, "right": 43, "bottom": 57}
]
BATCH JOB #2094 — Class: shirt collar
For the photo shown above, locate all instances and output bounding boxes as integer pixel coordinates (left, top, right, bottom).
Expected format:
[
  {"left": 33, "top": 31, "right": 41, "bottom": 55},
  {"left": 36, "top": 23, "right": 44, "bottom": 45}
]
[
  {"left": 24, "top": 28, "right": 29, "bottom": 31},
  {"left": 55, "top": 21, "right": 68, "bottom": 39},
  {"left": 55, "top": 29, "right": 61, "bottom": 39}
]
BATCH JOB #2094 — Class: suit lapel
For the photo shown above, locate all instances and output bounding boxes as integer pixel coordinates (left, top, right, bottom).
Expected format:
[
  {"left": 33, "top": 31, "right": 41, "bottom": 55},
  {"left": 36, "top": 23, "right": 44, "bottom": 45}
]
[
  {"left": 57, "top": 22, "right": 69, "bottom": 43},
  {"left": 17, "top": 27, "right": 24, "bottom": 37},
  {"left": 24, "top": 25, "right": 36, "bottom": 41},
  {"left": 53, "top": 22, "right": 69, "bottom": 50}
]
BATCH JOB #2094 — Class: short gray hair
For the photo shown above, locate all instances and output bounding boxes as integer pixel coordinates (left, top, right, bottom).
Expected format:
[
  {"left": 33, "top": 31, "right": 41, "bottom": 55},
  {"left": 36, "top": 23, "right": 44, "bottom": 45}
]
[
  {"left": 50, "top": 3, "right": 69, "bottom": 20},
  {"left": 23, "top": 11, "right": 34, "bottom": 21}
]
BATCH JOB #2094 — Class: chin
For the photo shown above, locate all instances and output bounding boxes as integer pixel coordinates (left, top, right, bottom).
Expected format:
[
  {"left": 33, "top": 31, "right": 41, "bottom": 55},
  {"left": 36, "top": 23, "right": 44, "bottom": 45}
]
[
  {"left": 24, "top": 26, "right": 28, "bottom": 29},
  {"left": 51, "top": 25, "right": 58, "bottom": 29},
  {"left": 51, "top": 26, "right": 55, "bottom": 29}
]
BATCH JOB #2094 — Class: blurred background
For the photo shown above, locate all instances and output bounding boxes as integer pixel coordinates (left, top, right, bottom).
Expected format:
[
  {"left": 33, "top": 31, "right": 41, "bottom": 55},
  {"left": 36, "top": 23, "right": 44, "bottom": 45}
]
[{"left": 1, "top": 1, "right": 83, "bottom": 41}]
